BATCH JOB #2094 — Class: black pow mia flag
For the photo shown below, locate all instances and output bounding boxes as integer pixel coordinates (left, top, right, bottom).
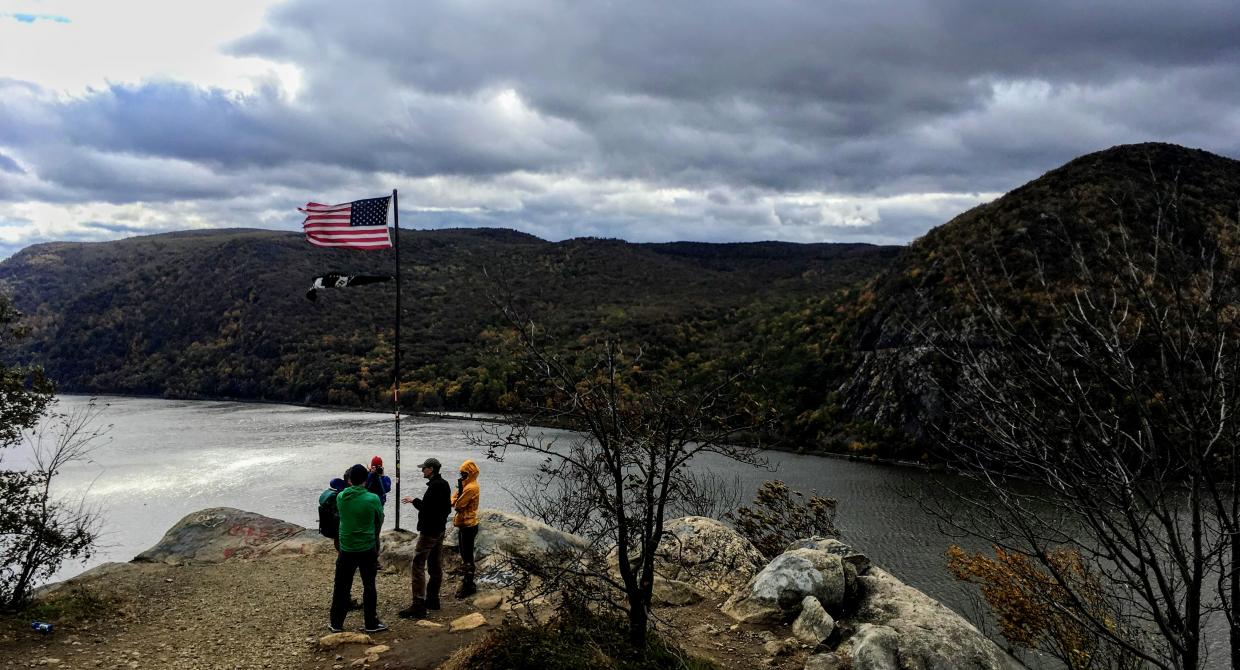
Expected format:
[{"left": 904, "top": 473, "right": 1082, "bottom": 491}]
[{"left": 305, "top": 273, "right": 393, "bottom": 301}]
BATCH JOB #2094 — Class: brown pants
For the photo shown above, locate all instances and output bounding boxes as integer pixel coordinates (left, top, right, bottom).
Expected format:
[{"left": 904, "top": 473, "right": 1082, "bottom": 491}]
[{"left": 410, "top": 531, "right": 443, "bottom": 604}]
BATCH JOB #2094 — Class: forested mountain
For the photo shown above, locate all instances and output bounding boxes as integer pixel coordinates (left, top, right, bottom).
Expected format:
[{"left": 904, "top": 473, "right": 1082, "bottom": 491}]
[
  {"left": 2, "top": 142, "right": 1234, "bottom": 460},
  {"left": 837, "top": 142, "right": 1240, "bottom": 456},
  {"left": 0, "top": 227, "right": 896, "bottom": 427}
]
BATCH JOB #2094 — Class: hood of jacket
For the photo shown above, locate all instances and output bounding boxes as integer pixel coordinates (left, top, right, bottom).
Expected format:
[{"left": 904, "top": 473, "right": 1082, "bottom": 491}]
[
  {"left": 459, "top": 459, "right": 480, "bottom": 486},
  {"left": 338, "top": 484, "right": 373, "bottom": 504}
]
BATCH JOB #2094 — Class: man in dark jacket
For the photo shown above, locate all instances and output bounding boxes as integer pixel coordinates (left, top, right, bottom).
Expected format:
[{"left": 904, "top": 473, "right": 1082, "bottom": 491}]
[
  {"left": 398, "top": 457, "right": 452, "bottom": 618},
  {"left": 329, "top": 464, "right": 388, "bottom": 633}
]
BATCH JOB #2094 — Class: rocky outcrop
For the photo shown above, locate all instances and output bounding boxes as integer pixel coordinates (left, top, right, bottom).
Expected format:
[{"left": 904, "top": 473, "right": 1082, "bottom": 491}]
[
  {"left": 134, "top": 508, "right": 331, "bottom": 564},
  {"left": 444, "top": 509, "right": 593, "bottom": 587},
  {"left": 455, "top": 509, "right": 591, "bottom": 563},
  {"left": 720, "top": 537, "right": 1022, "bottom": 669},
  {"left": 652, "top": 516, "right": 767, "bottom": 596},
  {"left": 124, "top": 507, "right": 1018, "bottom": 670},
  {"left": 841, "top": 567, "right": 1022, "bottom": 670},
  {"left": 721, "top": 548, "right": 849, "bottom": 624}
]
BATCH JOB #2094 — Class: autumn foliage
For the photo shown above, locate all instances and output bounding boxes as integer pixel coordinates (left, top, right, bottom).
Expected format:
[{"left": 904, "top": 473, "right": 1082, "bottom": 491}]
[{"left": 947, "top": 545, "right": 1130, "bottom": 669}]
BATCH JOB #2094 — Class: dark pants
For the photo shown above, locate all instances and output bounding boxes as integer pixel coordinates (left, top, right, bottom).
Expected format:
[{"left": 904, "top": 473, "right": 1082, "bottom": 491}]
[
  {"left": 458, "top": 524, "right": 478, "bottom": 584},
  {"left": 410, "top": 531, "right": 443, "bottom": 605},
  {"left": 331, "top": 546, "right": 379, "bottom": 628}
]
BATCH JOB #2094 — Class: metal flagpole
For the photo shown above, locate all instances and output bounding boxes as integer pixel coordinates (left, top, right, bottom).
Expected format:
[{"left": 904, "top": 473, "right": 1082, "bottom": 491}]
[{"left": 392, "top": 188, "right": 402, "bottom": 531}]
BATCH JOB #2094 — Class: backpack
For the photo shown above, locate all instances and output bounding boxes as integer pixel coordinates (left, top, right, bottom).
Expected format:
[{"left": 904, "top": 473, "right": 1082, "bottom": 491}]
[{"left": 318, "top": 490, "right": 340, "bottom": 539}]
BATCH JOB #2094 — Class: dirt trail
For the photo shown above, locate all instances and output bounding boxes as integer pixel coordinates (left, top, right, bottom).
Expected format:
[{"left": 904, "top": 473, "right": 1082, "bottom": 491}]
[{"left": 0, "top": 554, "right": 493, "bottom": 670}]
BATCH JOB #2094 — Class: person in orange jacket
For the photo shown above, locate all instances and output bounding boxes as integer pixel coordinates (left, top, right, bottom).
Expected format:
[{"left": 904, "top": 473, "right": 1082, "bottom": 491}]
[{"left": 452, "top": 459, "right": 481, "bottom": 598}]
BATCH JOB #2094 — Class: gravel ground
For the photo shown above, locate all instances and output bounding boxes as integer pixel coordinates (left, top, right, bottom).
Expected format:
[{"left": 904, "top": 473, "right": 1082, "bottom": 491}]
[{"left": 0, "top": 554, "right": 494, "bottom": 670}]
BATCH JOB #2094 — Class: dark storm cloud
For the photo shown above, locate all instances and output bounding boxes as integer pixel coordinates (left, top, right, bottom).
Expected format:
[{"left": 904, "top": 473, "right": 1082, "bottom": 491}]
[
  {"left": 1, "top": 0, "right": 1238, "bottom": 246},
  {"left": 225, "top": 0, "right": 1240, "bottom": 191}
]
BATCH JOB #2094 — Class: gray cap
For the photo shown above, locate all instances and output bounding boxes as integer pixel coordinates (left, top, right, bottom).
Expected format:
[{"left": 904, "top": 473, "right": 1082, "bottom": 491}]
[{"left": 417, "top": 457, "right": 441, "bottom": 470}]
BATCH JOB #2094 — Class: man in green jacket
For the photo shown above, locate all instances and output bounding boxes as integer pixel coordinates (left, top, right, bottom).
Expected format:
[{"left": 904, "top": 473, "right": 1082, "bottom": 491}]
[{"left": 329, "top": 464, "right": 388, "bottom": 633}]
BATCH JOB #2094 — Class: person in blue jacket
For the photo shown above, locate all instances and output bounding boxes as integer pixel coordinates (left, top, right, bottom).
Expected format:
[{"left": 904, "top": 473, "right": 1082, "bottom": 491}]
[{"left": 366, "top": 456, "right": 393, "bottom": 506}]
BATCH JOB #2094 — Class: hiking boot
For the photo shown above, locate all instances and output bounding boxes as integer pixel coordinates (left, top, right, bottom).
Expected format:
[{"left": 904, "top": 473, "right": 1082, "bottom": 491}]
[
  {"left": 398, "top": 605, "right": 427, "bottom": 619},
  {"left": 455, "top": 582, "right": 477, "bottom": 599},
  {"left": 362, "top": 621, "right": 389, "bottom": 633},
  {"left": 426, "top": 597, "right": 441, "bottom": 611},
  {"left": 327, "top": 623, "right": 344, "bottom": 633}
]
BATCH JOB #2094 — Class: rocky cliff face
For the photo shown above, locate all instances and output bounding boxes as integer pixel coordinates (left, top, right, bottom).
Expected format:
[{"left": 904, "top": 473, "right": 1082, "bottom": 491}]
[{"left": 839, "top": 143, "right": 1240, "bottom": 448}]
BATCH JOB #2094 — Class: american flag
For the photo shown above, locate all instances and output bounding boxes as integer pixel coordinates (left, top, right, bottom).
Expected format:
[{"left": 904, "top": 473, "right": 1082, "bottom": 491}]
[{"left": 299, "top": 196, "right": 393, "bottom": 249}]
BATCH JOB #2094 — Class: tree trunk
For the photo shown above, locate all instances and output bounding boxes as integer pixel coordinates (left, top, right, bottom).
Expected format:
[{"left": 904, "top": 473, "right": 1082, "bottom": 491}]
[
  {"left": 628, "top": 592, "right": 648, "bottom": 650},
  {"left": 1231, "top": 532, "right": 1240, "bottom": 670}
]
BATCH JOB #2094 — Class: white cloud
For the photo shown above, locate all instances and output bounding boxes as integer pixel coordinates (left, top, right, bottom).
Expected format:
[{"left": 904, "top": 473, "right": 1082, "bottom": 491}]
[
  {"left": 0, "top": 0, "right": 298, "bottom": 96},
  {"left": 0, "top": 200, "right": 209, "bottom": 245}
]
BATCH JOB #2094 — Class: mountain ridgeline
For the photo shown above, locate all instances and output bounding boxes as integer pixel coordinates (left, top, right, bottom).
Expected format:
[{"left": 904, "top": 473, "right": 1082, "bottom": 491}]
[
  {"left": 2, "top": 142, "right": 1237, "bottom": 459},
  {"left": 0, "top": 226, "right": 896, "bottom": 441}
]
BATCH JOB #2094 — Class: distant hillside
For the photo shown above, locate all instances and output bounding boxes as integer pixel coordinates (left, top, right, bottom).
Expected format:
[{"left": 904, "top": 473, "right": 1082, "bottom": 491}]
[
  {"left": 0, "top": 228, "right": 897, "bottom": 422},
  {"left": 837, "top": 142, "right": 1240, "bottom": 455}
]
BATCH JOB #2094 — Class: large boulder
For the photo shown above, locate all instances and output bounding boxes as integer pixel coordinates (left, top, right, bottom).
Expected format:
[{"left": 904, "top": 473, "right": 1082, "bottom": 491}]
[
  {"left": 456, "top": 509, "right": 592, "bottom": 563},
  {"left": 722, "top": 548, "right": 846, "bottom": 624},
  {"left": 377, "top": 528, "right": 419, "bottom": 571},
  {"left": 785, "top": 536, "right": 872, "bottom": 575},
  {"left": 652, "top": 516, "right": 766, "bottom": 596},
  {"left": 134, "top": 508, "right": 331, "bottom": 564},
  {"left": 843, "top": 568, "right": 1024, "bottom": 670}
]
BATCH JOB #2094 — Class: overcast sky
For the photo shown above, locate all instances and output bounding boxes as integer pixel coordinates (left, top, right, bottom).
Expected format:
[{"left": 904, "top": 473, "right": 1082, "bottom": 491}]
[{"left": 0, "top": 0, "right": 1237, "bottom": 257}]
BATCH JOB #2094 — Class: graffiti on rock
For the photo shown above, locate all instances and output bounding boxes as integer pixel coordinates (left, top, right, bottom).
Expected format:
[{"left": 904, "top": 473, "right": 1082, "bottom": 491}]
[{"left": 221, "top": 523, "right": 299, "bottom": 560}]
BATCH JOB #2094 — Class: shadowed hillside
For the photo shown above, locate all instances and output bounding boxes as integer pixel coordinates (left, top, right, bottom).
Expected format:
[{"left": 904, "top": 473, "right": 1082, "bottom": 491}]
[{"left": 837, "top": 142, "right": 1240, "bottom": 455}]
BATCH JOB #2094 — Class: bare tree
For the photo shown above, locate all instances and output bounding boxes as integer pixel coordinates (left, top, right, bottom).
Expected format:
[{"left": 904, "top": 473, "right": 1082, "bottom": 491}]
[
  {"left": 0, "top": 399, "right": 109, "bottom": 609},
  {"left": 667, "top": 470, "right": 742, "bottom": 521},
  {"left": 922, "top": 181, "right": 1240, "bottom": 669},
  {"left": 471, "top": 306, "right": 769, "bottom": 650},
  {"left": 503, "top": 467, "right": 597, "bottom": 537}
]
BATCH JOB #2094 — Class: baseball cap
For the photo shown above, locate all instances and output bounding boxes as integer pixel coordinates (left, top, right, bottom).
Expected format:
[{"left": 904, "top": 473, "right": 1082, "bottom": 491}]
[{"left": 417, "top": 457, "right": 441, "bottom": 469}]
